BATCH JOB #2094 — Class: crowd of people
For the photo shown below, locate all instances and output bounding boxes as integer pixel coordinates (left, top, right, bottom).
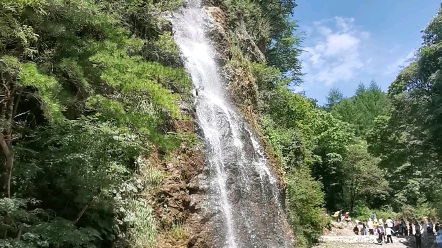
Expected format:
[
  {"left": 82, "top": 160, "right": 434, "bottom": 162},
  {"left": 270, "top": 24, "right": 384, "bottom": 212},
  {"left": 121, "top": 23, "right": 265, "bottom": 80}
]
[{"left": 334, "top": 211, "right": 442, "bottom": 247}]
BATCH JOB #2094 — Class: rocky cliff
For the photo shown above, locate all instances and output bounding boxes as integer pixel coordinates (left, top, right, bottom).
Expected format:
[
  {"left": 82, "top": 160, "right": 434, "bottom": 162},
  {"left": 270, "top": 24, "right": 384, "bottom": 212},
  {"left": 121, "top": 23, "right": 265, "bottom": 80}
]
[{"left": 147, "top": 1, "right": 295, "bottom": 247}]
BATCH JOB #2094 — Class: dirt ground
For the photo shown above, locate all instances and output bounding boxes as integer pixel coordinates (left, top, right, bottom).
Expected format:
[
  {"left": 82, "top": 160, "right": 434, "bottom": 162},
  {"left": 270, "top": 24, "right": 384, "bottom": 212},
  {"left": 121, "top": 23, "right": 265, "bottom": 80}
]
[
  {"left": 314, "top": 221, "right": 437, "bottom": 248},
  {"left": 314, "top": 237, "right": 436, "bottom": 248},
  {"left": 315, "top": 242, "right": 416, "bottom": 248}
]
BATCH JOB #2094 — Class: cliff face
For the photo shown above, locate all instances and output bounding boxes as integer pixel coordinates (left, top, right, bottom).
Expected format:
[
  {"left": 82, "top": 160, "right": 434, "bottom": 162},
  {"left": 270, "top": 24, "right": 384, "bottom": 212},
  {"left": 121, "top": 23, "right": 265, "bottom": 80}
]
[
  {"left": 145, "top": 101, "right": 214, "bottom": 247},
  {"left": 149, "top": 1, "right": 295, "bottom": 247}
]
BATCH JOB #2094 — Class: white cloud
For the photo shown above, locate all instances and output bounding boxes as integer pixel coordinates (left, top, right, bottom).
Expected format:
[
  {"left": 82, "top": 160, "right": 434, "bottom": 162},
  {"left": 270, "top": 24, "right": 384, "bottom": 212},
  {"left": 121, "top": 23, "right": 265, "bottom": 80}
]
[
  {"left": 383, "top": 50, "right": 416, "bottom": 75},
  {"left": 301, "top": 16, "right": 370, "bottom": 86}
]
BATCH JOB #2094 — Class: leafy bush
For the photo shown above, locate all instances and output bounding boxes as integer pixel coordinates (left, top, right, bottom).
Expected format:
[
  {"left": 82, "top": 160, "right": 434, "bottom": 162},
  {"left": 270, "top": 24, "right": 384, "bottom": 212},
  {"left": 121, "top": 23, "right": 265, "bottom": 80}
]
[{"left": 286, "top": 168, "right": 324, "bottom": 247}]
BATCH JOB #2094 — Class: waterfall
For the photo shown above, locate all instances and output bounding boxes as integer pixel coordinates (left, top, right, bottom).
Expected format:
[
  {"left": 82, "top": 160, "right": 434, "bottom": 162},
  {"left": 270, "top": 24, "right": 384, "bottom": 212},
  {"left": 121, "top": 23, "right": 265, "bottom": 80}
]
[{"left": 171, "top": 1, "right": 294, "bottom": 247}]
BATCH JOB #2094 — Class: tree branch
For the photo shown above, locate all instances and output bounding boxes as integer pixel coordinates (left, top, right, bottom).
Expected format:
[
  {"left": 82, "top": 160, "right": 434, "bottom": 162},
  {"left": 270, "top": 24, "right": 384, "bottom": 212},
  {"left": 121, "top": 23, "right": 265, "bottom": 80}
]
[{"left": 74, "top": 202, "right": 90, "bottom": 225}]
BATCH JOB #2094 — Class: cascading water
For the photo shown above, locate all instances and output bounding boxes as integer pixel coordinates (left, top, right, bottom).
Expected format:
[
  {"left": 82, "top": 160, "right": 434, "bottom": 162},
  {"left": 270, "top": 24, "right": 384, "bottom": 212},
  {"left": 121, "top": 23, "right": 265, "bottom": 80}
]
[{"left": 171, "top": 1, "right": 294, "bottom": 247}]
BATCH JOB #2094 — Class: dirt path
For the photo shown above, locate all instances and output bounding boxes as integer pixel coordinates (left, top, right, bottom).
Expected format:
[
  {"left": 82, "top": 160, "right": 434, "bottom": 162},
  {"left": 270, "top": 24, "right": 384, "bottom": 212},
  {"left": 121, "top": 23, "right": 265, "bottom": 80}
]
[
  {"left": 314, "top": 235, "right": 437, "bottom": 248},
  {"left": 314, "top": 221, "right": 437, "bottom": 248},
  {"left": 314, "top": 236, "right": 421, "bottom": 248}
]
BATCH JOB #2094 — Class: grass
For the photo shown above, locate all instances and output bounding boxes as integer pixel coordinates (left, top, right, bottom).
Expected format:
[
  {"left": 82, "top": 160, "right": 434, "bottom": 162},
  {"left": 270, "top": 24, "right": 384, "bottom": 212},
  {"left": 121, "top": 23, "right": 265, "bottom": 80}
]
[{"left": 128, "top": 199, "right": 158, "bottom": 248}]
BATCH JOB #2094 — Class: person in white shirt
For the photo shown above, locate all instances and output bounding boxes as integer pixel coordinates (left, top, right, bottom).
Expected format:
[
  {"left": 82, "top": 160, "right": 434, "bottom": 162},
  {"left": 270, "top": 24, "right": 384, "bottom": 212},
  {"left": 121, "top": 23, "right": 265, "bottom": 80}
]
[
  {"left": 368, "top": 218, "right": 374, "bottom": 235},
  {"left": 378, "top": 218, "right": 385, "bottom": 233},
  {"left": 386, "top": 217, "right": 394, "bottom": 228}
]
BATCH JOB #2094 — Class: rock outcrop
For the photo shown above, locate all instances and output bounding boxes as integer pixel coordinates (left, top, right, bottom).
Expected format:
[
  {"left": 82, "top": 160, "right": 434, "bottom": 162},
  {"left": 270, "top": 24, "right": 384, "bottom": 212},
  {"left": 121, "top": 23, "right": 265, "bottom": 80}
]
[{"left": 145, "top": 101, "right": 213, "bottom": 247}]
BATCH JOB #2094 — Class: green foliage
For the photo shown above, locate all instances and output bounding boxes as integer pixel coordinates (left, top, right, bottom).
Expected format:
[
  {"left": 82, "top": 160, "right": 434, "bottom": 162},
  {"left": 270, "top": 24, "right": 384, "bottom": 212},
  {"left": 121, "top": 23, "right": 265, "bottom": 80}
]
[
  {"left": 340, "top": 143, "right": 388, "bottom": 212},
  {"left": 0, "top": 0, "right": 192, "bottom": 247},
  {"left": 257, "top": 75, "right": 335, "bottom": 246},
  {"left": 328, "top": 81, "right": 390, "bottom": 137},
  {"left": 126, "top": 199, "right": 157, "bottom": 248},
  {"left": 163, "top": 222, "right": 186, "bottom": 241},
  {"left": 224, "top": 0, "right": 302, "bottom": 82},
  {"left": 144, "top": 31, "right": 184, "bottom": 68},
  {"left": 325, "top": 87, "right": 343, "bottom": 110},
  {"left": 139, "top": 163, "right": 168, "bottom": 191},
  {"left": 365, "top": 4, "right": 442, "bottom": 216},
  {"left": 19, "top": 62, "right": 65, "bottom": 122},
  {"left": 286, "top": 168, "right": 324, "bottom": 247},
  {"left": 352, "top": 205, "right": 398, "bottom": 222}
]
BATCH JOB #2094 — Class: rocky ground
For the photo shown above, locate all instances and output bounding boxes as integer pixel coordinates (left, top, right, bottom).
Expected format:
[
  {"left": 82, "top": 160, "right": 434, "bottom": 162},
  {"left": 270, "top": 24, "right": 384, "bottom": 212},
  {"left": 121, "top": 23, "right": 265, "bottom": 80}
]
[{"left": 314, "top": 222, "right": 437, "bottom": 248}]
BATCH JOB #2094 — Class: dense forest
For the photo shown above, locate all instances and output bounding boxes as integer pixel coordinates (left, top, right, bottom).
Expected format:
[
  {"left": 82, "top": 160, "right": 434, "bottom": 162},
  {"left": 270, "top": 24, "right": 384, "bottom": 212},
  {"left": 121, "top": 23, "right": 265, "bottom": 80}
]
[{"left": 1, "top": 0, "right": 442, "bottom": 247}]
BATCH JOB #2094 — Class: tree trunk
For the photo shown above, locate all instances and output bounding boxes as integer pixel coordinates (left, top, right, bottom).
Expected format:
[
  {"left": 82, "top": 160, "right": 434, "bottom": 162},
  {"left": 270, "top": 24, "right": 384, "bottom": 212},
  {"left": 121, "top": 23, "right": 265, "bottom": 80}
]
[
  {"left": 0, "top": 82, "right": 16, "bottom": 198},
  {"left": 0, "top": 133, "right": 13, "bottom": 198}
]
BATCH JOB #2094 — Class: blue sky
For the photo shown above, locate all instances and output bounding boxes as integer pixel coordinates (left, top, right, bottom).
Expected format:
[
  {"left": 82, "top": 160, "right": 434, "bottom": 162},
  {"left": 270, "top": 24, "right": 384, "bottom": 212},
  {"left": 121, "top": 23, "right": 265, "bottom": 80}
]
[{"left": 292, "top": 0, "right": 441, "bottom": 105}]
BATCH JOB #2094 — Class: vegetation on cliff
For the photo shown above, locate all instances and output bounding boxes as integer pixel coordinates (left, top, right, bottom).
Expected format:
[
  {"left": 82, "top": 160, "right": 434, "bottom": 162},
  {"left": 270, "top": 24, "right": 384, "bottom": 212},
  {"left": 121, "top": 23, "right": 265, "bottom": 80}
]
[{"left": 0, "top": 0, "right": 193, "bottom": 247}]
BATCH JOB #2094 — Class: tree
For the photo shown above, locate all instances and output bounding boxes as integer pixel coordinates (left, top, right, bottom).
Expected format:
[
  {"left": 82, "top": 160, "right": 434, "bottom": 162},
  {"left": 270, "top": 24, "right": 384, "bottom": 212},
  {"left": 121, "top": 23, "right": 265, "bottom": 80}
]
[
  {"left": 330, "top": 81, "right": 389, "bottom": 137},
  {"left": 341, "top": 143, "right": 388, "bottom": 212},
  {"left": 325, "top": 87, "right": 344, "bottom": 110}
]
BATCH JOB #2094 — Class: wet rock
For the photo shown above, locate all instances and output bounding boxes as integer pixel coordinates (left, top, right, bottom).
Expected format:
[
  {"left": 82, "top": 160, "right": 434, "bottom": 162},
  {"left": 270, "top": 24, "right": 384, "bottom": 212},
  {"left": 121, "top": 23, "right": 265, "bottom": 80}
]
[{"left": 204, "top": 6, "right": 230, "bottom": 64}]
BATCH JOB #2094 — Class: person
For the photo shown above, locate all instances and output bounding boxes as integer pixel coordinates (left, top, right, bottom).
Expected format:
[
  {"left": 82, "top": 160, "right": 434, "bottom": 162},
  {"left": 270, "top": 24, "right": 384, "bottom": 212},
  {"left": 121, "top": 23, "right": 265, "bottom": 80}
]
[
  {"left": 421, "top": 220, "right": 428, "bottom": 242},
  {"left": 368, "top": 218, "right": 374, "bottom": 235},
  {"left": 376, "top": 226, "right": 384, "bottom": 244},
  {"left": 436, "top": 222, "right": 440, "bottom": 232},
  {"left": 404, "top": 221, "right": 409, "bottom": 236},
  {"left": 394, "top": 219, "right": 400, "bottom": 232},
  {"left": 378, "top": 218, "right": 384, "bottom": 228},
  {"left": 353, "top": 225, "right": 359, "bottom": 235},
  {"left": 386, "top": 217, "right": 394, "bottom": 229},
  {"left": 333, "top": 210, "right": 339, "bottom": 219},
  {"left": 415, "top": 221, "right": 423, "bottom": 248},
  {"left": 362, "top": 222, "right": 367, "bottom": 235},
  {"left": 337, "top": 209, "right": 342, "bottom": 223},
  {"left": 385, "top": 225, "right": 393, "bottom": 243},
  {"left": 436, "top": 227, "right": 442, "bottom": 248},
  {"left": 409, "top": 222, "right": 414, "bottom": 236},
  {"left": 345, "top": 212, "right": 351, "bottom": 225},
  {"left": 428, "top": 219, "right": 434, "bottom": 236},
  {"left": 400, "top": 218, "right": 406, "bottom": 236}
]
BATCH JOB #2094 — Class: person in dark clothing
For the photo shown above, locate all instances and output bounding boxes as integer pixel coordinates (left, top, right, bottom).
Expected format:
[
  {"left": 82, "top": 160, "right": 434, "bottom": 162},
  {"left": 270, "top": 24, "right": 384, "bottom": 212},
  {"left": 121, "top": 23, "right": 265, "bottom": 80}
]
[
  {"left": 376, "top": 226, "right": 384, "bottom": 244},
  {"left": 353, "top": 225, "right": 359, "bottom": 235},
  {"left": 409, "top": 222, "right": 414, "bottom": 236},
  {"left": 400, "top": 219, "right": 406, "bottom": 235},
  {"left": 436, "top": 222, "right": 440, "bottom": 232},
  {"left": 386, "top": 226, "right": 393, "bottom": 243},
  {"left": 415, "top": 226, "right": 422, "bottom": 248}
]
